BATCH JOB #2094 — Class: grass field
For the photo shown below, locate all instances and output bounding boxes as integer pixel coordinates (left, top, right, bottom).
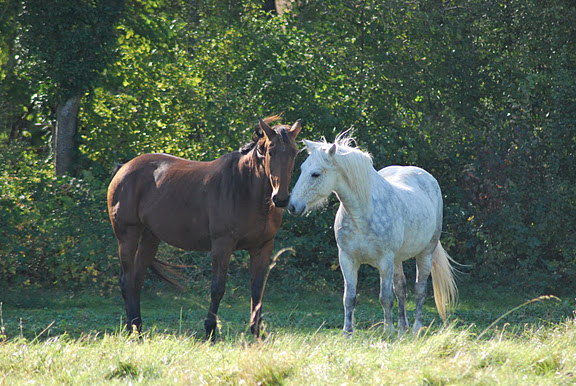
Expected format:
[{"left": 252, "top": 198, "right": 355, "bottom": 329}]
[{"left": 1, "top": 273, "right": 575, "bottom": 385}]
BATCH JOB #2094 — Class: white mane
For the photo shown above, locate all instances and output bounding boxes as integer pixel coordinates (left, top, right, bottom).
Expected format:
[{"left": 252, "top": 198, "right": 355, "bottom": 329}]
[{"left": 306, "top": 134, "right": 375, "bottom": 204}]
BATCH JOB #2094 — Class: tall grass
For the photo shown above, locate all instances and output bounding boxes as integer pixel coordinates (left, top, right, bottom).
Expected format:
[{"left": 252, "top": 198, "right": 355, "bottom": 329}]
[
  {"left": 1, "top": 321, "right": 575, "bottom": 384},
  {"left": 1, "top": 285, "right": 575, "bottom": 384}
]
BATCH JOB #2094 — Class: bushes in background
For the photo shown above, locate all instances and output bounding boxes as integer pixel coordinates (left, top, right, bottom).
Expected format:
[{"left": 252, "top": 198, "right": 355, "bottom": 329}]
[{"left": 1, "top": 0, "right": 575, "bottom": 294}]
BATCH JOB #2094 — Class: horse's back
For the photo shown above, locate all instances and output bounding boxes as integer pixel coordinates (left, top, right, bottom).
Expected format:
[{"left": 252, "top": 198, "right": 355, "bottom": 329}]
[
  {"left": 372, "top": 165, "right": 443, "bottom": 259},
  {"left": 107, "top": 151, "right": 279, "bottom": 251},
  {"left": 112, "top": 153, "right": 207, "bottom": 182},
  {"left": 378, "top": 165, "right": 441, "bottom": 201},
  {"left": 107, "top": 153, "right": 221, "bottom": 249},
  {"left": 108, "top": 153, "right": 208, "bottom": 210}
]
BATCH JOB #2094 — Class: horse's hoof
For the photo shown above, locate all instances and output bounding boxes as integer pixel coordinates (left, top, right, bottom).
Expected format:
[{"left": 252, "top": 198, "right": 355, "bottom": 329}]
[
  {"left": 412, "top": 326, "right": 427, "bottom": 338},
  {"left": 205, "top": 330, "right": 217, "bottom": 343},
  {"left": 397, "top": 328, "right": 409, "bottom": 337}
]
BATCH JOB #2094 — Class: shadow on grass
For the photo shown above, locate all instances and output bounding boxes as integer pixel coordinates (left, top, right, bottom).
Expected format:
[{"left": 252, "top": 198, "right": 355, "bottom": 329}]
[{"left": 1, "top": 276, "right": 573, "bottom": 342}]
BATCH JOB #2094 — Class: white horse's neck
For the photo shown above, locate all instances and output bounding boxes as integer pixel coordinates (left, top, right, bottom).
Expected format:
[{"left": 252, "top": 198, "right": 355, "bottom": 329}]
[{"left": 334, "top": 167, "right": 385, "bottom": 223}]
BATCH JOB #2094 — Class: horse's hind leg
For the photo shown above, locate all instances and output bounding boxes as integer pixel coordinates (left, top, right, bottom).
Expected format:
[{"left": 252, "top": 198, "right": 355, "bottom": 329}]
[
  {"left": 339, "top": 251, "right": 359, "bottom": 337},
  {"left": 393, "top": 262, "right": 409, "bottom": 335},
  {"left": 413, "top": 252, "right": 433, "bottom": 336},
  {"left": 118, "top": 226, "right": 159, "bottom": 333}
]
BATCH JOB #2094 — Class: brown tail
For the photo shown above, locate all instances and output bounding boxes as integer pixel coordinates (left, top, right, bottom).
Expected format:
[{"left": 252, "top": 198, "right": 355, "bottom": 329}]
[
  {"left": 430, "top": 241, "right": 458, "bottom": 321},
  {"left": 150, "top": 259, "right": 189, "bottom": 291}
]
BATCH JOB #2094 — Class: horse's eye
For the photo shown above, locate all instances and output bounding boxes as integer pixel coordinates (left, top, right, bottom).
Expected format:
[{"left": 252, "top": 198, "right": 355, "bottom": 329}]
[
  {"left": 311, "top": 172, "right": 321, "bottom": 178},
  {"left": 256, "top": 145, "right": 265, "bottom": 158}
]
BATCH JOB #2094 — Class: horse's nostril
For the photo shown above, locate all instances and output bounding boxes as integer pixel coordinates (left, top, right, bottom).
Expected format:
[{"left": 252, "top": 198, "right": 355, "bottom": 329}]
[
  {"left": 288, "top": 202, "right": 304, "bottom": 216},
  {"left": 272, "top": 195, "right": 289, "bottom": 208}
]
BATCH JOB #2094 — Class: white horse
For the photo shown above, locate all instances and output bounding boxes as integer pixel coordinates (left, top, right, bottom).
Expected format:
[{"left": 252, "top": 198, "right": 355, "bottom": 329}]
[{"left": 288, "top": 136, "right": 458, "bottom": 336}]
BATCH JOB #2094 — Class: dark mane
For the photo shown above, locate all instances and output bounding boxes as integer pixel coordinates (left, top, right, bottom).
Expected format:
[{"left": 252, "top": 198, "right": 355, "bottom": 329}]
[{"left": 240, "top": 130, "right": 264, "bottom": 154}]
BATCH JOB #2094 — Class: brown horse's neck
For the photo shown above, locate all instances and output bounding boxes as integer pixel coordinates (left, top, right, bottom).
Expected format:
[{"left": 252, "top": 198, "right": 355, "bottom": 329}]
[
  {"left": 237, "top": 149, "right": 275, "bottom": 208},
  {"left": 237, "top": 149, "right": 264, "bottom": 177}
]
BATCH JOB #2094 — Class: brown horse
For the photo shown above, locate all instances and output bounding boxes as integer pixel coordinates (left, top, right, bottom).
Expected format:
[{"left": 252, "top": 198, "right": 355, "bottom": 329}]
[{"left": 107, "top": 117, "right": 302, "bottom": 339}]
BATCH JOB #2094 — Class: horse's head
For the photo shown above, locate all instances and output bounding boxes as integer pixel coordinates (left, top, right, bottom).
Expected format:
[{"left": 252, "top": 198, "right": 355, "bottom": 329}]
[
  {"left": 288, "top": 139, "right": 340, "bottom": 216},
  {"left": 257, "top": 118, "right": 302, "bottom": 208}
]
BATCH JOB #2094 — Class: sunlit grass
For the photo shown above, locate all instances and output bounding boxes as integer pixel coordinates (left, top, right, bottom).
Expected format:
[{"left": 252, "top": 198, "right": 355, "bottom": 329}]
[
  {"left": 1, "top": 320, "right": 576, "bottom": 384},
  {"left": 1, "top": 280, "right": 575, "bottom": 384}
]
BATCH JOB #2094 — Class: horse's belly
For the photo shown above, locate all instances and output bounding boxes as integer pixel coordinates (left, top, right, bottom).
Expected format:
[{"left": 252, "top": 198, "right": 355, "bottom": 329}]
[
  {"left": 144, "top": 204, "right": 280, "bottom": 252},
  {"left": 395, "top": 215, "right": 438, "bottom": 260},
  {"left": 335, "top": 206, "right": 437, "bottom": 264},
  {"left": 141, "top": 201, "right": 212, "bottom": 251},
  {"left": 394, "top": 243, "right": 431, "bottom": 262},
  {"left": 148, "top": 221, "right": 212, "bottom": 251},
  {"left": 165, "top": 233, "right": 212, "bottom": 251}
]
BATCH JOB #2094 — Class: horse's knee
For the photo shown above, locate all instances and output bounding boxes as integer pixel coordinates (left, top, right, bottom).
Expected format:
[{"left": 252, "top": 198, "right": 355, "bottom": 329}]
[
  {"left": 379, "top": 290, "right": 394, "bottom": 309},
  {"left": 119, "top": 270, "right": 133, "bottom": 289},
  {"left": 210, "top": 280, "right": 226, "bottom": 302},
  {"left": 344, "top": 293, "right": 356, "bottom": 309},
  {"left": 119, "top": 272, "right": 128, "bottom": 293},
  {"left": 343, "top": 283, "right": 357, "bottom": 306},
  {"left": 414, "top": 280, "right": 428, "bottom": 301}
]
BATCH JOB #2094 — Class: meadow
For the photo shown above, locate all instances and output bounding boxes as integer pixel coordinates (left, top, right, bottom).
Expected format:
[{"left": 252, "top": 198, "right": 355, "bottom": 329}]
[
  {"left": 2, "top": 2, "right": 576, "bottom": 384},
  {"left": 1, "top": 272, "right": 575, "bottom": 385}
]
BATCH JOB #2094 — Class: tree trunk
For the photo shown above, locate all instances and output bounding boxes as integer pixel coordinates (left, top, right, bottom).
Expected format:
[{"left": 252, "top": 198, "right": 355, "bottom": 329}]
[
  {"left": 54, "top": 93, "right": 82, "bottom": 176},
  {"left": 275, "top": 0, "right": 292, "bottom": 14}
]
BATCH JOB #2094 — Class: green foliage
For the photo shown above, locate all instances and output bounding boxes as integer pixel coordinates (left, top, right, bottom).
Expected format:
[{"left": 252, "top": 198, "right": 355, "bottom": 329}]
[
  {"left": 19, "top": 0, "right": 124, "bottom": 101},
  {"left": 0, "top": 143, "right": 117, "bottom": 290},
  {"left": 0, "top": 0, "right": 575, "bottom": 292}
]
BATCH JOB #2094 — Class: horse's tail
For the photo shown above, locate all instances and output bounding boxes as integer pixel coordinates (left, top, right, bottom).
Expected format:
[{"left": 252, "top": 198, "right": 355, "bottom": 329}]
[
  {"left": 430, "top": 241, "right": 458, "bottom": 322},
  {"left": 150, "top": 258, "right": 189, "bottom": 291}
]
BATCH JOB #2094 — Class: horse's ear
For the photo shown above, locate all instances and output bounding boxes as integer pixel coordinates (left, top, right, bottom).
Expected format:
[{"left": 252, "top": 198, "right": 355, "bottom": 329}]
[
  {"left": 303, "top": 139, "right": 319, "bottom": 153},
  {"left": 289, "top": 119, "right": 302, "bottom": 138},
  {"left": 329, "top": 144, "right": 337, "bottom": 156},
  {"left": 259, "top": 118, "right": 276, "bottom": 139}
]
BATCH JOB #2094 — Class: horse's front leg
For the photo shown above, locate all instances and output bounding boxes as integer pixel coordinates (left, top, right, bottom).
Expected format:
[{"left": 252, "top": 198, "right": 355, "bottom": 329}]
[
  {"left": 413, "top": 253, "right": 433, "bottom": 336},
  {"left": 248, "top": 240, "right": 274, "bottom": 338},
  {"left": 205, "top": 240, "right": 233, "bottom": 341},
  {"left": 377, "top": 255, "right": 395, "bottom": 337},
  {"left": 339, "top": 251, "right": 360, "bottom": 337}
]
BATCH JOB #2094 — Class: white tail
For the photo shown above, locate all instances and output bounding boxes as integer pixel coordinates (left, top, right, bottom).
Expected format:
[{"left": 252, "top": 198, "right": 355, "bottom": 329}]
[{"left": 430, "top": 241, "right": 458, "bottom": 321}]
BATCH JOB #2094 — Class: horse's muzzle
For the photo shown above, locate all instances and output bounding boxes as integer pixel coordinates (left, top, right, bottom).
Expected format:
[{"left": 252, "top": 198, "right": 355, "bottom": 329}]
[
  {"left": 287, "top": 201, "right": 305, "bottom": 217},
  {"left": 272, "top": 194, "right": 290, "bottom": 209}
]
